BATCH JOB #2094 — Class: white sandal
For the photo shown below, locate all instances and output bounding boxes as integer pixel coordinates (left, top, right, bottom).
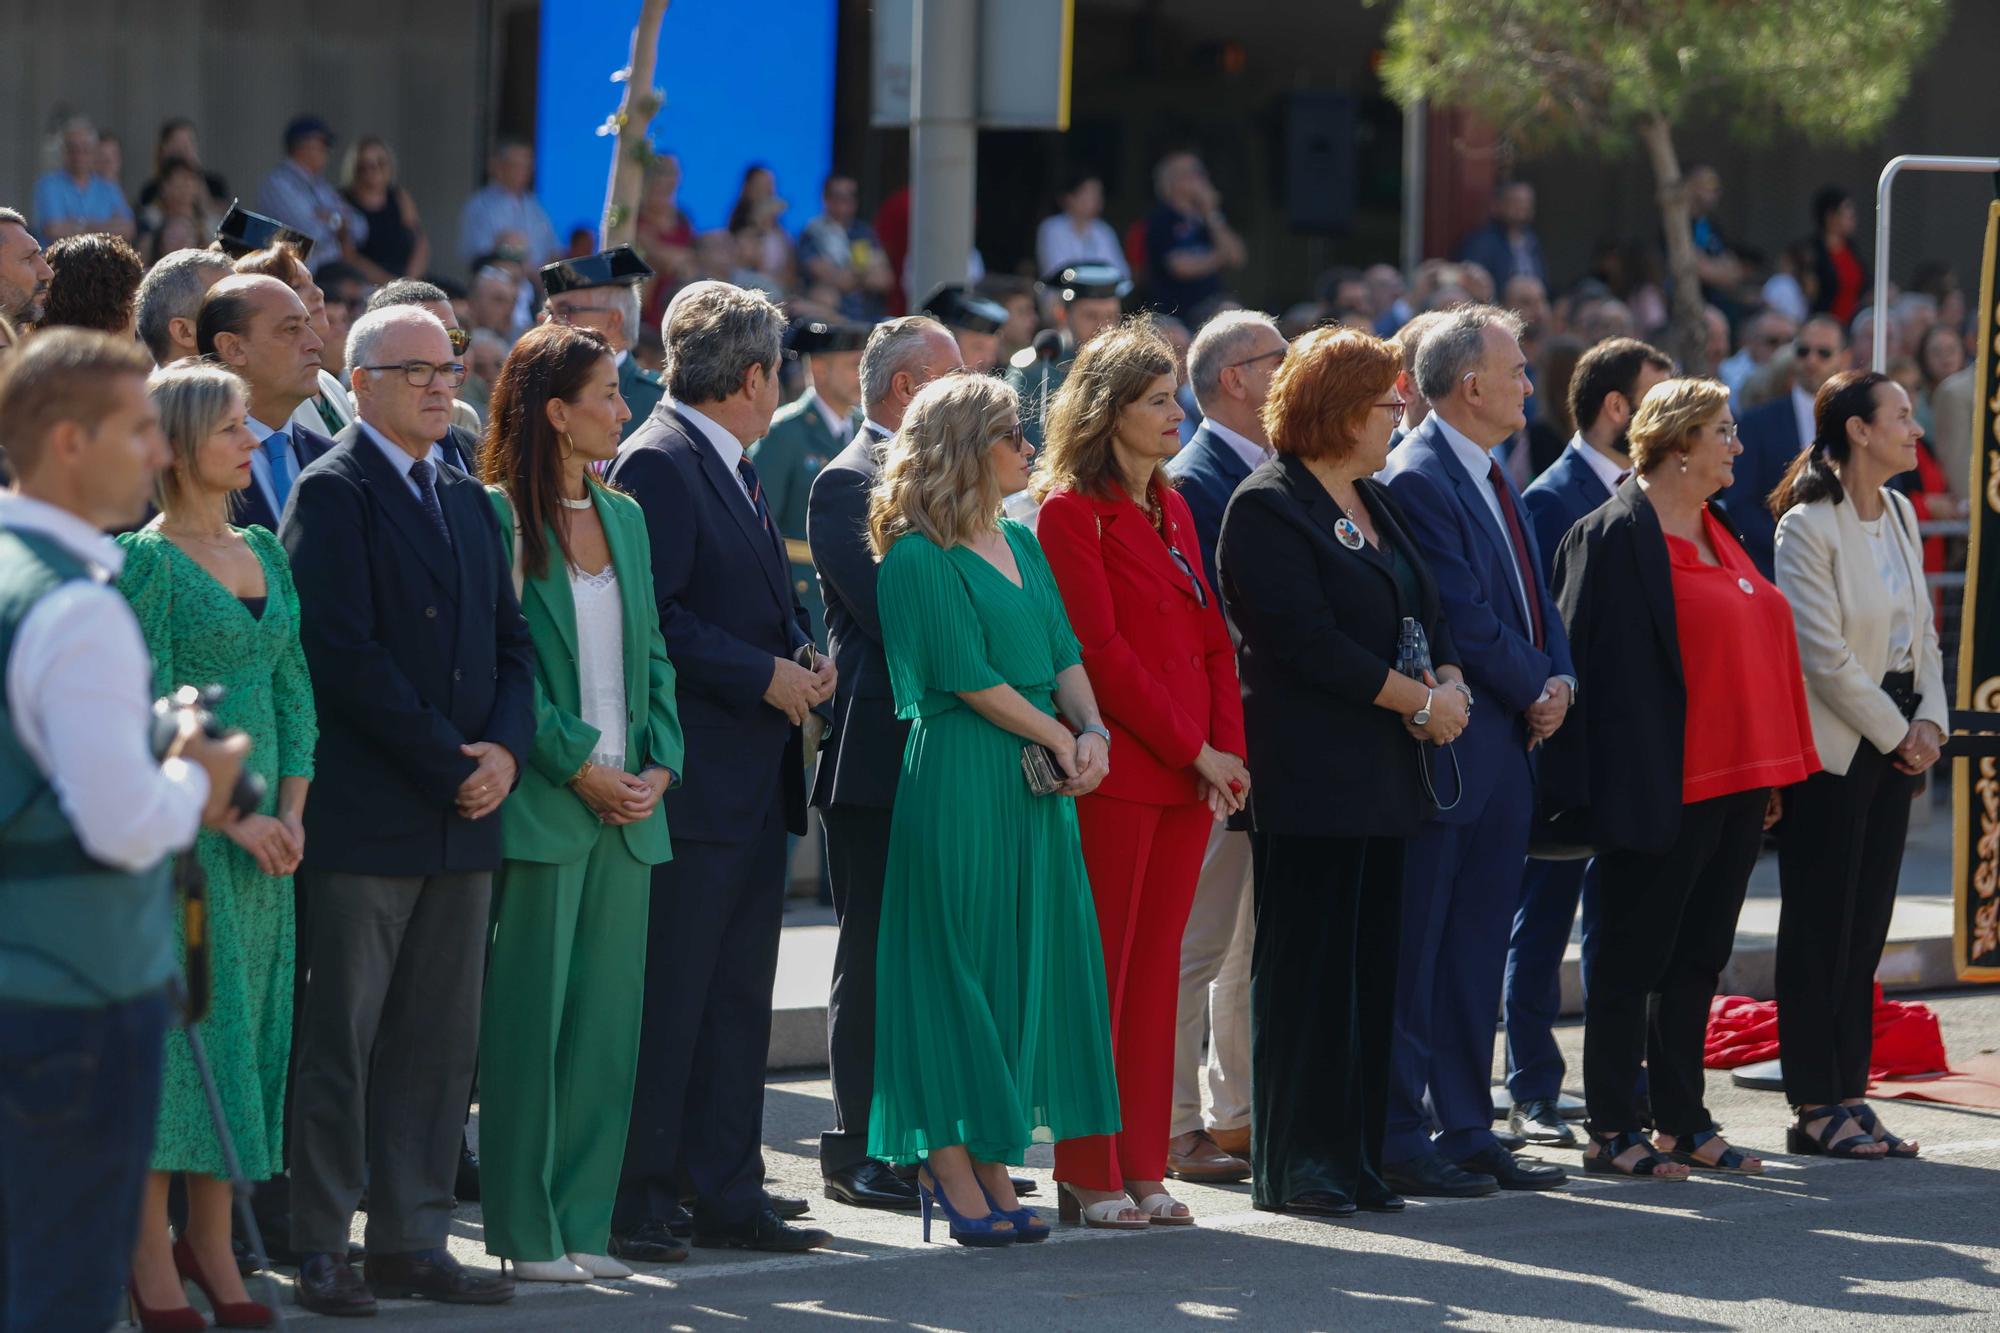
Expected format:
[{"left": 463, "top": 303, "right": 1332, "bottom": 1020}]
[
  {"left": 1058, "top": 1183, "right": 1150, "bottom": 1230},
  {"left": 1129, "top": 1191, "right": 1195, "bottom": 1227},
  {"left": 566, "top": 1252, "right": 633, "bottom": 1279},
  {"left": 505, "top": 1257, "right": 592, "bottom": 1282}
]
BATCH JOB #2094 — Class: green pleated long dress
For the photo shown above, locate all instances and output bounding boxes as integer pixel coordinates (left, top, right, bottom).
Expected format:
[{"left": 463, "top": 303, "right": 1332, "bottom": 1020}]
[{"left": 867, "top": 519, "right": 1122, "bottom": 1167}]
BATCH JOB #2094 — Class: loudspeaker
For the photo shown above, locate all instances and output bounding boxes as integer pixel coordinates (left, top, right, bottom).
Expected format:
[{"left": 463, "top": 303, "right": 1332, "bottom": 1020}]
[{"left": 1285, "top": 91, "right": 1355, "bottom": 233}]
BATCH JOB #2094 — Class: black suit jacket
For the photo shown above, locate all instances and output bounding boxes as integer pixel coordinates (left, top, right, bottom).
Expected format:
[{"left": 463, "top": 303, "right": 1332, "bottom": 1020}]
[
  {"left": 1719, "top": 394, "right": 1803, "bottom": 577},
  {"left": 806, "top": 426, "right": 905, "bottom": 810},
  {"left": 279, "top": 424, "right": 536, "bottom": 875},
  {"left": 1217, "top": 455, "right": 1459, "bottom": 838},
  {"left": 238, "top": 422, "right": 336, "bottom": 533},
  {"left": 606, "top": 402, "right": 811, "bottom": 843},
  {"left": 1539, "top": 479, "right": 1747, "bottom": 856}
]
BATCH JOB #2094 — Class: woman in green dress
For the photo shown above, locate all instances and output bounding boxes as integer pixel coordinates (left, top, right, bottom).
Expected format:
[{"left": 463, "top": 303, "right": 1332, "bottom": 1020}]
[
  {"left": 476, "top": 324, "right": 684, "bottom": 1282},
  {"left": 120, "top": 363, "right": 315, "bottom": 1330},
  {"left": 865, "top": 373, "right": 1121, "bottom": 1246}
]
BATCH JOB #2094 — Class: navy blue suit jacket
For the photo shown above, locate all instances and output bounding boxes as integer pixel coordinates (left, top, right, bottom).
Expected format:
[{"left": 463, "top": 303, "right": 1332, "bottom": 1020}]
[
  {"left": 239, "top": 422, "right": 336, "bottom": 533},
  {"left": 1719, "top": 394, "right": 1804, "bottom": 578},
  {"left": 607, "top": 402, "right": 811, "bottom": 844},
  {"left": 279, "top": 424, "right": 536, "bottom": 876},
  {"left": 1521, "top": 443, "right": 1614, "bottom": 589},
  {"left": 1167, "top": 421, "right": 1256, "bottom": 597},
  {"left": 1380, "top": 416, "right": 1574, "bottom": 824}
]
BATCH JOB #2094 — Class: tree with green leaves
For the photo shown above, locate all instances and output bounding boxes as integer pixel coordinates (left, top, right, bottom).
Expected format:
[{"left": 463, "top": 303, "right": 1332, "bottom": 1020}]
[{"left": 1372, "top": 0, "right": 1951, "bottom": 372}]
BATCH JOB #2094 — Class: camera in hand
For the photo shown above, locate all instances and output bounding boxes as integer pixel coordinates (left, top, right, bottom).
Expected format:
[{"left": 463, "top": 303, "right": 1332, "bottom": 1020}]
[{"left": 149, "top": 685, "right": 264, "bottom": 818}]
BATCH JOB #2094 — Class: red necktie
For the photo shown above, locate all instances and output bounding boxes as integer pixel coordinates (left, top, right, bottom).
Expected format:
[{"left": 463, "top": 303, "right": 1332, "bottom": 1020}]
[{"left": 1487, "top": 458, "right": 1545, "bottom": 650}]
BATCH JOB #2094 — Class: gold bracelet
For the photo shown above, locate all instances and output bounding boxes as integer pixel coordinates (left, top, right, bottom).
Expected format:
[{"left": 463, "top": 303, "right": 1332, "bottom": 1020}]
[{"left": 568, "top": 759, "right": 593, "bottom": 788}]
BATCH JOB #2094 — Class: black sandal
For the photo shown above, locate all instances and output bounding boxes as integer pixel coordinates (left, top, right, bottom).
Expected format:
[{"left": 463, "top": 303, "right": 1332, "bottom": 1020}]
[
  {"left": 1848, "top": 1103, "right": 1920, "bottom": 1159},
  {"left": 1583, "top": 1129, "right": 1688, "bottom": 1180},
  {"left": 1665, "top": 1127, "right": 1763, "bottom": 1174},
  {"left": 1787, "top": 1105, "right": 1883, "bottom": 1159}
]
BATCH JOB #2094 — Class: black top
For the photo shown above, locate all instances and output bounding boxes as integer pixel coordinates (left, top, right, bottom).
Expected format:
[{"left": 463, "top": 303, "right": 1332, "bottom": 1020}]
[
  {"left": 345, "top": 188, "right": 417, "bottom": 277},
  {"left": 1217, "top": 454, "right": 1459, "bottom": 839},
  {"left": 238, "top": 595, "right": 267, "bottom": 621}
]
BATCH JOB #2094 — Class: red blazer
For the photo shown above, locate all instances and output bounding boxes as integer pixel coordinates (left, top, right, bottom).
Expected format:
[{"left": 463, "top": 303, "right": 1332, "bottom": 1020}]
[{"left": 1038, "top": 480, "right": 1246, "bottom": 806}]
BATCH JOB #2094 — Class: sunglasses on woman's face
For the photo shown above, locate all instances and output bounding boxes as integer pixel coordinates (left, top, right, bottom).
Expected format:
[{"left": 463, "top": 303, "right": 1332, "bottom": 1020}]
[{"left": 994, "top": 422, "right": 1030, "bottom": 453}]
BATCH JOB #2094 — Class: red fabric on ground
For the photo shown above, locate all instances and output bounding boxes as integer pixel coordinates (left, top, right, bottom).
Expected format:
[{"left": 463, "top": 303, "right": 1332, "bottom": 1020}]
[
  {"left": 1703, "top": 985, "right": 1948, "bottom": 1079},
  {"left": 1870, "top": 1053, "right": 2000, "bottom": 1109}
]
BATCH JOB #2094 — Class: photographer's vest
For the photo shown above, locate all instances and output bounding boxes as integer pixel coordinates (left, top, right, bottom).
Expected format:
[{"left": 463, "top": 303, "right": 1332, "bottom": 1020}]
[{"left": 0, "top": 524, "right": 176, "bottom": 1006}]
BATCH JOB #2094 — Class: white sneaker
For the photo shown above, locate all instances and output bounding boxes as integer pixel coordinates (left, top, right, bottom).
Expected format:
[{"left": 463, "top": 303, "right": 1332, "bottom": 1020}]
[
  {"left": 566, "top": 1252, "right": 633, "bottom": 1279},
  {"left": 508, "top": 1257, "right": 592, "bottom": 1283}
]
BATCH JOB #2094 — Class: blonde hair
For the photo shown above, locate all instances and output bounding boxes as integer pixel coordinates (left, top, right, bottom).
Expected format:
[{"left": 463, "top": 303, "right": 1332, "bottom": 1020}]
[
  {"left": 1626, "top": 376, "right": 1732, "bottom": 475},
  {"left": 868, "top": 373, "right": 1016, "bottom": 557},
  {"left": 1030, "top": 317, "right": 1176, "bottom": 502},
  {"left": 148, "top": 362, "right": 248, "bottom": 517}
]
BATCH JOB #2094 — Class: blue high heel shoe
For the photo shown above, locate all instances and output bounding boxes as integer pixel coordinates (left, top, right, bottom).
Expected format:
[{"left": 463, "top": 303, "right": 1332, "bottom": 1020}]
[
  {"left": 976, "top": 1175, "right": 1050, "bottom": 1243},
  {"left": 917, "top": 1166, "right": 1017, "bottom": 1247}
]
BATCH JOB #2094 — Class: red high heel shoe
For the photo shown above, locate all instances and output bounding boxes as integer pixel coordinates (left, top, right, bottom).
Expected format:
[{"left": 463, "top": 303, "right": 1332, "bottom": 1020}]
[
  {"left": 126, "top": 1278, "right": 206, "bottom": 1332},
  {"left": 172, "top": 1233, "right": 274, "bottom": 1329}
]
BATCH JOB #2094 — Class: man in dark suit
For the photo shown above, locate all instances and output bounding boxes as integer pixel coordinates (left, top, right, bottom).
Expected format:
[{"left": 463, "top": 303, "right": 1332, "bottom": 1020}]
[
  {"left": 280, "top": 306, "right": 532, "bottom": 1315},
  {"left": 607, "top": 281, "right": 835, "bottom": 1256},
  {"left": 196, "top": 273, "right": 336, "bottom": 531},
  {"left": 805, "top": 315, "right": 962, "bottom": 1210},
  {"left": 1160, "top": 310, "right": 1287, "bottom": 1183},
  {"left": 1721, "top": 313, "right": 1848, "bottom": 575},
  {"left": 1378, "top": 306, "right": 1575, "bottom": 1199},
  {"left": 363, "top": 278, "right": 486, "bottom": 479},
  {"left": 1506, "top": 338, "right": 1671, "bottom": 1147}
]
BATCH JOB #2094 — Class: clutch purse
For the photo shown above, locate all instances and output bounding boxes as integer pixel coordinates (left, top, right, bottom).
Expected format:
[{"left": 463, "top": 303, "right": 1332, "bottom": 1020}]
[{"left": 1022, "top": 743, "right": 1065, "bottom": 796}]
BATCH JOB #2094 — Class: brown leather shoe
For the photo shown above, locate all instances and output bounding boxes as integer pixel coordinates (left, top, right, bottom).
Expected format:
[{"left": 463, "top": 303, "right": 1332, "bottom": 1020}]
[
  {"left": 1208, "top": 1124, "right": 1251, "bottom": 1157},
  {"left": 1166, "top": 1129, "right": 1250, "bottom": 1183}
]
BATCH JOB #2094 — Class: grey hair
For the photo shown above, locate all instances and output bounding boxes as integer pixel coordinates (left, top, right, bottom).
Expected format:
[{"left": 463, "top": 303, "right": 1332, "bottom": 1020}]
[
  {"left": 0, "top": 207, "right": 25, "bottom": 229},
  {"left": 612, "top": 284, "right": 643, "bottom": 350},
  {"left": 859, "top": 316, "right": 949, "bottom": 419},
  {"left": 346, "top": 305, "right": 449, "bottom": 385},
  {"left": 135, "top": 248, "right": 234, "bottom": 363},
  {"left": 662, "top": 281, "right": 784, "bottom": 405},
  {"left": 147, "top": 361, "right": 248, "bottom": 516},
  {"left": 1188, "top": 310, "right": 1281, "bottom": 409},
  {"left": 1414, "top": 304, "right": 1524, "bottom": 405}
]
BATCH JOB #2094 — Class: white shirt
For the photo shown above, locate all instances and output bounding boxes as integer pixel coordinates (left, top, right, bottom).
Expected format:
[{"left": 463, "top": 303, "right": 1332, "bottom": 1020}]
[
  {"left": 1433, "top": 411, "right": 1532, "bottom": 619},
  {"left": 0, "top": 492, "right": 207, "bottom": 872},
  {"left": 674, "top": 400, "right": 758, "bottom": 511},
  {"left": 1792, "top": 385, "right": 1817, "bottom": 453},
  {"left": 1858, "top": 512, "right": 1918, "bottom": 672},
  {"left": 355, "top": 419, "right": 445, "bottom": 503},
  {"left": 570, "top": 562, "right": 629, "bottom": 769},
  {"left": 1034, "top": 214, "right": 1130, "bottom": 280},
  {"left": 245, "top": 415, "right": 299, "bottom": 517},
  {"left": 1567, "top": 432, "right": 1627, "bottom": 497},
  {"left": 1203, "top": 417, "right": 1272, "bottom": 473}
]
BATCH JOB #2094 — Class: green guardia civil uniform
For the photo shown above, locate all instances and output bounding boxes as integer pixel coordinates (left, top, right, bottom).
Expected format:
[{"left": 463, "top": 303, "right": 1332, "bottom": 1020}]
[
  {"left": 1005, "top": 347, "right": 1073, "bottom": 449},
  {"left": 748, "top": 388, "right": 852, "bottom": 648},
  {"left": 618, "top": 353, "right": 665, "bottom": 439},
  {"left": 478, "top": 483, "right": 684, "bottom": 1263}
]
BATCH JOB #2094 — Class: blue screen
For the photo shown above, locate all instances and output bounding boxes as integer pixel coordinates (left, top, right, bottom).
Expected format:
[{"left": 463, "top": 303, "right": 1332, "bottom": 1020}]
[{"left": 537, "top": 0, "right": 839, "bottom": 245}]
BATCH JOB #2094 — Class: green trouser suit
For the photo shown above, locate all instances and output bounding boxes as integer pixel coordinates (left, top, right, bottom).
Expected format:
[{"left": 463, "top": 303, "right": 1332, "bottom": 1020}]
[{"left": 479, "top": 485, "right": 684, "bottom": 1261}]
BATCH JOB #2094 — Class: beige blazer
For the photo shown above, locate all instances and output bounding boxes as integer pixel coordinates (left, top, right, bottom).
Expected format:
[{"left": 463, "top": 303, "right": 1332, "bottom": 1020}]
[{"left": 1773, "top": 489, "right": 1947, "bottom": 775}]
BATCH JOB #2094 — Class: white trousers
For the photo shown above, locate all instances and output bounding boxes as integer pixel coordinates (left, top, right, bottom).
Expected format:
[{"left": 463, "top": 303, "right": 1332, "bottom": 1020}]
[{"left": 1169, "top": 819, "right": 1254, "bottom": 1137}]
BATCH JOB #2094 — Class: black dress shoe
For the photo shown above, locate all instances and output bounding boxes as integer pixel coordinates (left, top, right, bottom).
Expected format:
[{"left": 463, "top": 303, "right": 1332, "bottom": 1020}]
[
  {"left": 764, "top": 1191, "right": 811, "bottom": 1220},
  {"left": 1254, "top": 1190, "right": 1356, "bottom": 1218},
  {"left": 1011, "top": 1174, "right": 1038, "bottom": 1197},
  {"left": 1456, "top": 1144, "right": 1568, "bottom": 1191},
  {"left": 1357, "top": 1191, "right": 1407, "bottom": 1213},
  {"left": 661, "top": 1201, "right": 695, "bottom": 1237},
  {"left": 364, "top": 1248, "right": 514, "bottom": 1305},
  {"left": 691, "top": 1206, "right": 831, "bottom": 1253},
  {"left": 1510, "top": 1098, "right": 1580, "bottom": 1148},
  {"left": 608, "top": 1220, "right": 690, "bottom": 1264},
  {"left": 455, "top": 1138, "right": 481, "bottom": 1204},
  {"left": 824, "top": 1160, "right": 921, "bottom": 1210},
  {"left": 296, "top": 1252, "right": 377, "bottom": 1317},
  {"left": 1494, "top": 1128, "right": 1528, "bottom": 1152},
  {"left": 1383, "top": 1153, "right": 1500, "bottom": 1198}
]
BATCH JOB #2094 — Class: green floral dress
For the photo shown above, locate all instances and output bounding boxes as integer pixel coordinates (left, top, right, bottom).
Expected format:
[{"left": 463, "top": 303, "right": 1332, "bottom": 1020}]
[
  {"left": 117, "top": 524, "right": 316, "bottom": 1179},
  {"left": 867, "top": 520, "right": 1121, "bottom": 1166}
]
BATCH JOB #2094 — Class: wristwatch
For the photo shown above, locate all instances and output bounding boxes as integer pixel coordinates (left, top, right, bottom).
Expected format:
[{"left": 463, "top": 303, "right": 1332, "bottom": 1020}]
[
  {"left": 1411, "top": 688, "right": 1434, "bottom": 727},
  {"left": 1080, "top": 723, "right": 1112, "bottom": 747}
]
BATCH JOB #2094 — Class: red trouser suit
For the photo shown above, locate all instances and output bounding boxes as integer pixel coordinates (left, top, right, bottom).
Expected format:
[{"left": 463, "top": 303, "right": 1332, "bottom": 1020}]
[{"left": 1037, "top": 482, "right": 1246, "bottom": 1192}]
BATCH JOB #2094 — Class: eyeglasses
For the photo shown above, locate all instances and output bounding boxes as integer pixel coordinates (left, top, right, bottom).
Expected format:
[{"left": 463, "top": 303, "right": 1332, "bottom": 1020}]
[
  {"left": 994, "top": 422, "right": 1030, "bottom": 453},
  {"left": 1223, "top": 347, "right": 1287, "bottom": 372},
  {"left": 1796, "top": 344, "right": 1841, "bottom": 361},
  {"left": 360, "top": 360, "right": 469, "bottom": 388},
  {"left": 444, "top": 326, "right": 469, "bottom": 356},
  {"left": 1377, "top": 398, "right": 1408, "bottom": 424},
  {"left": 1707, "top": 420, "right": 1741, "bottom": 440}
]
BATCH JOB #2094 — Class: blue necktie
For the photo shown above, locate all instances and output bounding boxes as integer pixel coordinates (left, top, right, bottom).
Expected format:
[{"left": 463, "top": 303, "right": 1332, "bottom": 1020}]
[
  {"left": 261, "top": 430, "right": 294, "bottom": 513},
  {"left": 737, "top": 456, "right": 772, "bottom": 532},
  {"left": 409, "top": 459, "right": 453, "bottom": 548}
]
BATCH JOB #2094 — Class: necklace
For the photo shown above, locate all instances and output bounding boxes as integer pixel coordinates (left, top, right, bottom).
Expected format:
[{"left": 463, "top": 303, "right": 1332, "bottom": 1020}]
[
  {"left": 1329, "top": 487, "right": 1366, "bottom": 550},
  {"left": 161, "top": 523, "right": 235, "bottom": 547},
  {"left": 558, "top": 494, "right": 593, "bottom": 510}
]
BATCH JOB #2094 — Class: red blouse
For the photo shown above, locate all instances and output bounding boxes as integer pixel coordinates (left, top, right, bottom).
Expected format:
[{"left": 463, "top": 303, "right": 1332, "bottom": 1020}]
[{"left": 1669, "top": 509, "right": 1821, "bottom": 803}]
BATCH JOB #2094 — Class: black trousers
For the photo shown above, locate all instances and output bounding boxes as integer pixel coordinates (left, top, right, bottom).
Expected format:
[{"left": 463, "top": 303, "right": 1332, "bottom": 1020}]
[
  {"left": 1248, "top": 832, "right": 1402, "bottom": 1209},
  {"left": 1585, "top": 789, "right": 1766, "bottom": 1138},
  {"left": 615, "top": 805, "right": 787, "bottom": 1231},
  {"left": 819, "top": 803, "right": 894, "bottom": 1173},
  {"left": 1777, "top": 742, "right": 1918, "bottom": 1105}
]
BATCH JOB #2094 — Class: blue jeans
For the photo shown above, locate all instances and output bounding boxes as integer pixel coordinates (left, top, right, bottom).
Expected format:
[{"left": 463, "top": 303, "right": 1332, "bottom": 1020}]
[{"left": 0, "top": 991, "right": 169, "bottom": 1333}]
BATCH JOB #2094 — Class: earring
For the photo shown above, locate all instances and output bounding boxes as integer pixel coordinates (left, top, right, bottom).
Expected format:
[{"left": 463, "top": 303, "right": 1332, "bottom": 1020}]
[
  {"left": 559, "top": 432, "right": 575, "bottom": 459},
  {"left": 1678, "top": 453, "right": 1689, "bottom": 474}
]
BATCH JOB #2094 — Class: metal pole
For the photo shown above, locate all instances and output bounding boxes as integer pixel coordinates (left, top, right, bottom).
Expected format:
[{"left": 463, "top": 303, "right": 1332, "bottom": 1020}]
[
  {"left": 1874, "top": 154, "right": 2000, "bottom": 370},
  {"left": 1401, "top": 97, "right": 1427, "bottom": 279},
  {"left": 909, "top": 0, "right": 978, "bottom": 307}
]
